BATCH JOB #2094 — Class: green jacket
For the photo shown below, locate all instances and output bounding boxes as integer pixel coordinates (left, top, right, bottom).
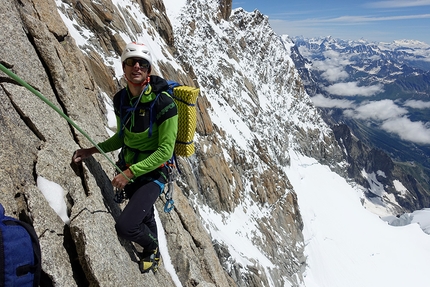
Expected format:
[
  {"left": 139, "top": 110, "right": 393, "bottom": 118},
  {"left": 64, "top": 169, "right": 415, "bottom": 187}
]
[{"left": 98, "top": 76, "right": 178, "bottom": 178}]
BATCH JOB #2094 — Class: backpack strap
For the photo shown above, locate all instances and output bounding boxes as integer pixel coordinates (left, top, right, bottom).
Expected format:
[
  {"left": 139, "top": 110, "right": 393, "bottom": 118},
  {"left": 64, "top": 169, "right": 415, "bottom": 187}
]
[
  {"left": 119, "top": 88, "right": 161, "bottom": 139},
  {"left": 147, "top": 93, "right": 162, "bottom": 138},
  {"left": 119, "top": 87, "right": 148, "bottom": 138}
]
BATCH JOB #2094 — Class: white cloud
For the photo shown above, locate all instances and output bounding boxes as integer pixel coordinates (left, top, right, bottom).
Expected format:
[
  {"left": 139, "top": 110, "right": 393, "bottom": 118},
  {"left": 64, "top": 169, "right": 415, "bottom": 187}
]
[
  {"left": 342, "top": 100, "right": 430, "bottom": 144},
  {"left": 320, "top": 67, "right": 349, "bottom": 82},
  {"left": 381, "top": 116, "right": 430, "bottom": 144},
  {"left": 403, "top": 99, "right": 430, "bottom": 109},
  {"left": 366, "top": 0, "right": 430, "bottom": 8},
  {"left": 323, "top": 50, "right": 343, "bottom": 59},
  {"left": 268, "top": 13, "right": 430, "bottom": 44},
  {"left": 328, "top": 14, "right": 430, "bottom": 23},
  {"left": 312, "top": 51, "right": 352, "bottom": 82},
  {"left": 343, "top": 99, "right": 408, "bottom": 120},
  {"left": 324, "top": 81, "right": 384, "bottom": 96},
  {"left": 297, "top": 46, "right": 312, "bottom": 58},
  {"left": 311, "top": 94, "right": 355, "bottom": 109}
]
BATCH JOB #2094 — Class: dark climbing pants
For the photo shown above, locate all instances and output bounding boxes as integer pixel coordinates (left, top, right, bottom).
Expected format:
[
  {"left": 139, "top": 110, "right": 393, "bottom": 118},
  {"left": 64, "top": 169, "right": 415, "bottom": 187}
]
[{"left": 115, "top": 169, "right": 166, "bottom": 252}]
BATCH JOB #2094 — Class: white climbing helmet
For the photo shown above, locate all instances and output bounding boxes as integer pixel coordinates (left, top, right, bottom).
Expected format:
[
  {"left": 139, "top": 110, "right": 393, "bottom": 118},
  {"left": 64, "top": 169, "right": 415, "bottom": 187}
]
[{"left": 120, "top": 42, "right": 152, "bottom": 65}]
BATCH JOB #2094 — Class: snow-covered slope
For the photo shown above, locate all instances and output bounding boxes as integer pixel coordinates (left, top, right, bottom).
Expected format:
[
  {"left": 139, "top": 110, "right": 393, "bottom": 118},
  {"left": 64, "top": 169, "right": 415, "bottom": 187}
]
[{"left": 287, "top": 153, "right": 430, "bottom": 287}]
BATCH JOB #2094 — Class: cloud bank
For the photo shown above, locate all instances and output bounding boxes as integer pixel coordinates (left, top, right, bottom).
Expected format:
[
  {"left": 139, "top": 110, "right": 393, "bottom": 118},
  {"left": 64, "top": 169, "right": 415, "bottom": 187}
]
[
  {"left": 313, "top": 96, "right": 430, "bottom": 145},
  {"left": 345, "top": 100, "right": 430, "bottom": 144},
  {"left": 344, "top": 99, "right": 408, "bottom": 120},
  {"left": 310, "top": 50, "right": 351, "bottom": 82},
  {"left": 324, "top": 82, "right": 385, "bottom": 97},
  {"left": 311, "top": 94, "right": 355, "bottom": 109},
  {"left": 366, "top": 0, "right": 430, "bottom": 9},
  {"left": 403, "top": 99, "right": 430, "bottom": 109},
  {"left": 381, "top": 117, "right": 430, "bottom": 145}
]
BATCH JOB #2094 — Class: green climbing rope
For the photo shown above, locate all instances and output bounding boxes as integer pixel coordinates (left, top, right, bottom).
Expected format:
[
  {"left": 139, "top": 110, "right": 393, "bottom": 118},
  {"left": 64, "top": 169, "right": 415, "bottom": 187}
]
[{"left": 0, "top": 63, "right": 130, "bottom": 181}]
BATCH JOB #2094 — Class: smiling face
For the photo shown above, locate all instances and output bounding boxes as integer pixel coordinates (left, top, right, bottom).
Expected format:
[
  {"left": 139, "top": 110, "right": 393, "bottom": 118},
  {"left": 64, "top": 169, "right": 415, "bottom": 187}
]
[{"left": 123, "top": 57, "right": 150, "bottom": 84}]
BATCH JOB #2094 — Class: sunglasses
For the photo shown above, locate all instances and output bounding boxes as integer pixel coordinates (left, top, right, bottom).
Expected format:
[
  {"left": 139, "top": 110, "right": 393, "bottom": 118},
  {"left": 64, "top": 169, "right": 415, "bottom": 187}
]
[{"left": 124, "top": 58, "right": 150, "bottom": 70}]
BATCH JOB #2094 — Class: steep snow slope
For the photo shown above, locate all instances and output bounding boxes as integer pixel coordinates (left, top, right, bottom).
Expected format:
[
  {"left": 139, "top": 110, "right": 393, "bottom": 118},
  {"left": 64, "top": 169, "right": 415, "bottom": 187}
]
[{"left": 287, "top": 153, "right": 430, "bottom": 287}]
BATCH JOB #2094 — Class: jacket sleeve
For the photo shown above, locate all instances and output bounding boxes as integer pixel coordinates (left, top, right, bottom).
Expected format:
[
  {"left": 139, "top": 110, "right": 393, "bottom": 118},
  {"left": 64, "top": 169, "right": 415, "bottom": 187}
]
[{"left": 97, "top": 133, "right": 124, "bottom": 153}]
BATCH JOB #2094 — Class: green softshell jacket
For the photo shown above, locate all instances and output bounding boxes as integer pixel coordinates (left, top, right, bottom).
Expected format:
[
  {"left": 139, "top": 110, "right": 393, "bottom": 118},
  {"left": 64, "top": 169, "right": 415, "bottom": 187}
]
[{"left": 98, "top": 75, "right": 178, "bottom": 178}]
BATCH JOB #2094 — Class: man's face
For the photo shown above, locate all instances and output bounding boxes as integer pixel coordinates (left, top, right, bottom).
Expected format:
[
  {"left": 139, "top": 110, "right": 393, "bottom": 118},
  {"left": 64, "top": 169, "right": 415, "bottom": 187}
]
[{"left": 123, "top": 58, "right": 150, "bottom": 83}]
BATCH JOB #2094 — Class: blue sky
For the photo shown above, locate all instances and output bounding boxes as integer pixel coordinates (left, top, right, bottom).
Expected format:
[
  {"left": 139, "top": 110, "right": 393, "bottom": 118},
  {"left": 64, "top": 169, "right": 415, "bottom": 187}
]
[{"left": 232, "top": 0, "right": 430, "bottom": 44}]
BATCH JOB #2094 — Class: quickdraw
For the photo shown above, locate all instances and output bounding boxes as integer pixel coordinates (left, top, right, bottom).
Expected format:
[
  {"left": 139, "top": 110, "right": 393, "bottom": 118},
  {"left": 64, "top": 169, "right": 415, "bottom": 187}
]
[{"left": 163, "top": 162, "right": 177, "bottom": 213}]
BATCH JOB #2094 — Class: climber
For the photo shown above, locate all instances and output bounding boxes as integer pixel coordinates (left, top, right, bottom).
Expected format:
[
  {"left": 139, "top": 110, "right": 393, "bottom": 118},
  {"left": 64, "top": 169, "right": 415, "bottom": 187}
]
[{"left": 72, "top": 42, "right": 178, "bottom": 273}]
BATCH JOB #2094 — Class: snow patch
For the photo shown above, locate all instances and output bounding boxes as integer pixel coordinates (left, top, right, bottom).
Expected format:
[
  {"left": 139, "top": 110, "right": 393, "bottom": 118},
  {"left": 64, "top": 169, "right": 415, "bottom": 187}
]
[{"left": 37, "top": 176, "right": 70, "bottom": 224}]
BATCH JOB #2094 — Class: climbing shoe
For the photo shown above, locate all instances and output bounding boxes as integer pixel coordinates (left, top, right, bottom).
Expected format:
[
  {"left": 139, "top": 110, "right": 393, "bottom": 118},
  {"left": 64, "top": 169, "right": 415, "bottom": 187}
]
[{"left": 139, "top": 248, "right": 161, "bottom": 273}]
